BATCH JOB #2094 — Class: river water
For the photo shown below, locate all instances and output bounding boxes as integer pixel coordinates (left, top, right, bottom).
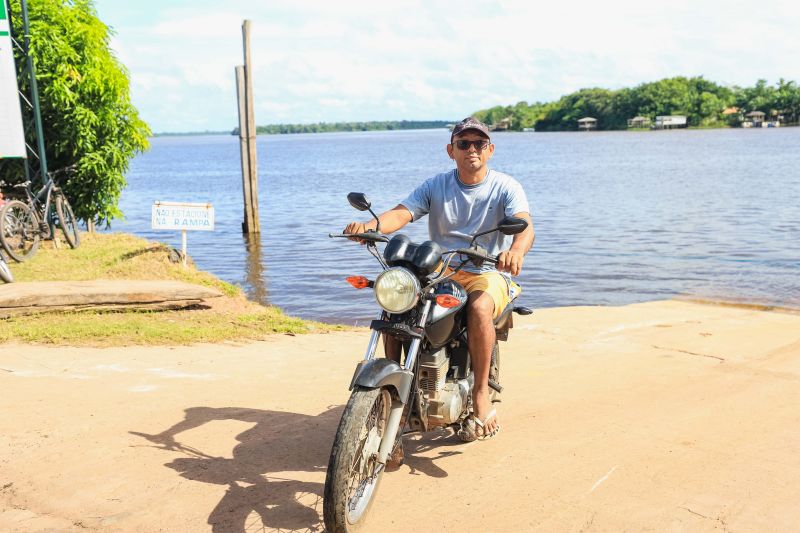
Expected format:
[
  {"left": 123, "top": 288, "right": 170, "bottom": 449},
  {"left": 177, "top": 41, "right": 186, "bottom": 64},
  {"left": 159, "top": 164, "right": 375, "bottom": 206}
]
[{"left": 110, "top": 128, "right": 800, "bottom": 323}]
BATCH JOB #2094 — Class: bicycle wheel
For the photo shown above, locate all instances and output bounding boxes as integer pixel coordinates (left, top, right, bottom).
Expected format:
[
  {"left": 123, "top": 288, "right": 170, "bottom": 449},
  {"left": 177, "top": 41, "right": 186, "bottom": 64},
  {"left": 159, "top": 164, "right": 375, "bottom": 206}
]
[
  {"left": 0, "top": 200, "right": 41, "bottom": 262},
  {"left": 55, "top": 194, "right": 80, "bottom": 248}
]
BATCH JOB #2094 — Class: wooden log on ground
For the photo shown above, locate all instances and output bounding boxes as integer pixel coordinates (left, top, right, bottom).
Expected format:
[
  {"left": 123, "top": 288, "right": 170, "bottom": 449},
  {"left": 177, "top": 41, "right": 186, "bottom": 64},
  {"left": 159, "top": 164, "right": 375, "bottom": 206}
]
[{"left": 0, "top": 280, "right": 223, "bottom": 318}]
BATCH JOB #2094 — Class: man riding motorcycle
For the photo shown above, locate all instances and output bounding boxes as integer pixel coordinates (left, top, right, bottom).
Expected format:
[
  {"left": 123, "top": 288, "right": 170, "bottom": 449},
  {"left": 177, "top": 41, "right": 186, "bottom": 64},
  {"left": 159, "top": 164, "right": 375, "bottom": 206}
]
[{"left": 344, "top": 116, "right": 534, "bottom": 443}]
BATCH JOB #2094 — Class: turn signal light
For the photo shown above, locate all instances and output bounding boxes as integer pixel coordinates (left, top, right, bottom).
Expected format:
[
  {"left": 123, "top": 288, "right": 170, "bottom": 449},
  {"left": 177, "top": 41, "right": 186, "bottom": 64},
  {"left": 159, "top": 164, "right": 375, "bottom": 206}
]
[
  {"left": 346, "top": 276, "right": 370, "bottom": 289},
  {"left": 435, "top": 295, "right": 461, "bottom": 308}
]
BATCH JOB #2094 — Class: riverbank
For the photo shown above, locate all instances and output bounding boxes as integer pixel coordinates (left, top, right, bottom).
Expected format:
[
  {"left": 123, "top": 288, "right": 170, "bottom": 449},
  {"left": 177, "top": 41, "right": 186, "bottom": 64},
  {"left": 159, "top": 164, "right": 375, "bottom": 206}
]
[
  {"left": 0, "top": 233, "right": 337, "bottom": 346},
  {"left": 1, "top": 299, "right": 798, "bottom": 531}
]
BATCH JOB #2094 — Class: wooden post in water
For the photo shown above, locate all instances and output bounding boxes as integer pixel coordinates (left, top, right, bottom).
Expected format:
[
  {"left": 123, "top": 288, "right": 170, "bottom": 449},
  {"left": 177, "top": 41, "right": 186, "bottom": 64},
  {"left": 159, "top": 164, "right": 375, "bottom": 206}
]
[
  {"left": 236, "top": 19, "right": 260, "bottom": 234},
  {"left": 235, "top": 66, "right": 255, "bottom": 233}
]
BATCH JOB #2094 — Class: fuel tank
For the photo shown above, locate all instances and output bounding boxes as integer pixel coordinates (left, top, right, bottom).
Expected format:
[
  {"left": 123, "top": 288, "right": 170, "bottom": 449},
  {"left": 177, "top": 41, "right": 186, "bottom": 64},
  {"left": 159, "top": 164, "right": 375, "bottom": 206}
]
[
  {"left": 425, "top": 280, "right": 467, "bottom": 348},
  {"left": 383, "top": 234, "right": 443, "bottom": 276}
]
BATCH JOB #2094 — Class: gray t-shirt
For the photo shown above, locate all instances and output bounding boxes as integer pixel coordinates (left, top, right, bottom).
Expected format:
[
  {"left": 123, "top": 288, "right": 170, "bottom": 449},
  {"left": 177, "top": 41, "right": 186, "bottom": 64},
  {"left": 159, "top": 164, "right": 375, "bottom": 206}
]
[{"left": 400, "top": 168, "right": 530, "bottom": 273}]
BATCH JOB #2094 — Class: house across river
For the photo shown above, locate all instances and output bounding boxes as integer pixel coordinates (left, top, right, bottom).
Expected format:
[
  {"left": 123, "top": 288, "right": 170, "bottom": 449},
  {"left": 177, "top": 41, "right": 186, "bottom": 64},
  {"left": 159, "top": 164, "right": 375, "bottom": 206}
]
[
  {"left": 577, "top": 117, "right": 597, "bottom": 131},
  {"left": 627, "top": 116, "right": 651, "bottom": 129},
  {"left": 654, "top": 116, "right": 687, "bottom": 129}
]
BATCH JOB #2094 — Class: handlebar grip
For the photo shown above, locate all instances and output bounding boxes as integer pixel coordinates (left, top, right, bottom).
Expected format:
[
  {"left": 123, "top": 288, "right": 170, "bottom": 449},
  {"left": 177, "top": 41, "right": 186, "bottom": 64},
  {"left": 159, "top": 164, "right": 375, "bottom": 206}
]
[
  {"left": 453, "top": 248, "right": 498, "bottom": 265},
  {"left": 329, "top": 232, "right": 389, "bottom": 243}
]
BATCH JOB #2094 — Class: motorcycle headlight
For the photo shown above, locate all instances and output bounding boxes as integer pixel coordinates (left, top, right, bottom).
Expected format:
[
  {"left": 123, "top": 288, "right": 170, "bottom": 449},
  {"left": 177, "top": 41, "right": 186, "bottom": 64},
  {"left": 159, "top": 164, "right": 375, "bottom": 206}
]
[{"left": 374, "top": 267, "right": 420, "bottom": 314}]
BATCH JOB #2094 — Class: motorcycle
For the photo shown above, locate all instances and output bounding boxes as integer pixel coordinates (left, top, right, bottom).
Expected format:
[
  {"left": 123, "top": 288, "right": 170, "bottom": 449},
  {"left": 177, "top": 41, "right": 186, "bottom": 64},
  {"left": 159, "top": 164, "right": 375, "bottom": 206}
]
[{"left": 323, "top": 192, "right": 532, "bottom": 532}]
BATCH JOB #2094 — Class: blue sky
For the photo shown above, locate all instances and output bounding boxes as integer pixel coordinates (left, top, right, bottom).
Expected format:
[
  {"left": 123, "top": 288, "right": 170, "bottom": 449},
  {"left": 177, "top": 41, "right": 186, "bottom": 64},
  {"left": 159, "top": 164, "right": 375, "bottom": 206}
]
[{"left": 93, "top": 0, "right": 800, "bottom": 133}]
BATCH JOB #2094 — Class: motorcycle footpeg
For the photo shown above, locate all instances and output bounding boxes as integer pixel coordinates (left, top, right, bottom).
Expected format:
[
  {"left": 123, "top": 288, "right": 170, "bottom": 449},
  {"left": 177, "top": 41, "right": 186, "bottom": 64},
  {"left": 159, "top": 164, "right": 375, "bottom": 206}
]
[
  {"left": 488, "top": 378, "right": 503, "bottom": 393},
  {"left": 513, "top": 306, "right": 534, "bottom": 315}
]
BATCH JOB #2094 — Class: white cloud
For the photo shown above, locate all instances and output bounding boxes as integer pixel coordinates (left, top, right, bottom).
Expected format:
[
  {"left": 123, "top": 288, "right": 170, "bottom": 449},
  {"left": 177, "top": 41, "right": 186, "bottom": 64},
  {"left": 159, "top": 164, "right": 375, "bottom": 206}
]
[{"left": 94, "top": 0, "right": 800, "bottom": 131}]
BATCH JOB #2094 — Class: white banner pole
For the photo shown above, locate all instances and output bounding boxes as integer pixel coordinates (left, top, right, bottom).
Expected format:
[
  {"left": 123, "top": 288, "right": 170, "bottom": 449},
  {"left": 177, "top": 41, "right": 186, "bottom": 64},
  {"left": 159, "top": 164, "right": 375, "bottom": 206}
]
[{"left": 181, "top": 229, "right": 187, "bottom": 267}]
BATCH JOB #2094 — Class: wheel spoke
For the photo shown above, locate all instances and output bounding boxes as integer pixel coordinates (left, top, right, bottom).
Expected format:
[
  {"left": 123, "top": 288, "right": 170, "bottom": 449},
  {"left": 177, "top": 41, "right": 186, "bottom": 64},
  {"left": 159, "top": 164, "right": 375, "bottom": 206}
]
[
  {"left": 345, "top": 390, "right": 388, "bottom": 514},
  {"left": 0, "top": 202, "right": 40, "bottom": 261}
]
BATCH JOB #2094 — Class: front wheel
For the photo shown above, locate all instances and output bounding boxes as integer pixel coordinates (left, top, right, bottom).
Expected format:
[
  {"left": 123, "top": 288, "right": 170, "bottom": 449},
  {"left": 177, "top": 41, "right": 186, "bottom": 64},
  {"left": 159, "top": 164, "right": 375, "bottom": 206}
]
[
  {"left": 0, "top": 200, "right": 41, "bottom": 262},
  {"left": 324, "top": 386, "right": 392, "bottom": 533},
  {"left": 55, "top": 194, "right": 80, "bottom": 248}
]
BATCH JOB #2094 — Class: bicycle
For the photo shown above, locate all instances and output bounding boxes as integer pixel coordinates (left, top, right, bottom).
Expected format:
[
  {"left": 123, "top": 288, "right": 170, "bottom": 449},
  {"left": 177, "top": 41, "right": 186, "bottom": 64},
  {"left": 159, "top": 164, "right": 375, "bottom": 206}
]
[{"left": 0, "top": 166, "right": 80, "bottom": 262}]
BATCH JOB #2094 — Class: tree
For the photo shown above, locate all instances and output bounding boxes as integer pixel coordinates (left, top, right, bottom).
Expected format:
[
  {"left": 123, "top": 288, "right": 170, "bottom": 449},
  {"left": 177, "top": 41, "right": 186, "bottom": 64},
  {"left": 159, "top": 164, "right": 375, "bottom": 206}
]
[
  {"left": 735, "top": 79, "right": 777, "bottom": 114},
  {"left": 471, "top": 76, "right": 756, "bottom": 131},
  {"left": 534, "top": 88, "right": 618, "bottom": 131},
  {"left": 3, "top": 0, "right": 150, "bottom": 227},
  {"left": 775, "top": 79, "right": 800, "bottom": 123}
]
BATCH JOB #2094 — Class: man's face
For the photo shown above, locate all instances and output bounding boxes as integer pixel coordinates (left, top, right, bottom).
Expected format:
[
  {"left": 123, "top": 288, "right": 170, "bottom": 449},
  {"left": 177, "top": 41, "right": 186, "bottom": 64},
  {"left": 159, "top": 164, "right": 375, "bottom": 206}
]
[{"left": 447, "top": 131, "right": 494, "bottom": 173}]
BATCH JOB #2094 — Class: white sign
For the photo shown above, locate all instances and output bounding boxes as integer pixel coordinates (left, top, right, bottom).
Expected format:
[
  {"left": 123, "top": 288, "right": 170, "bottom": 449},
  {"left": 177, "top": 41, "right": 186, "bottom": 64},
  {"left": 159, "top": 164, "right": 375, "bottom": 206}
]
[
  {"left": 151, "top": 201, "right": 215, "bottom": 231},
  {"left": 0, "top": 1, "right": 26, "bottom": 158}
]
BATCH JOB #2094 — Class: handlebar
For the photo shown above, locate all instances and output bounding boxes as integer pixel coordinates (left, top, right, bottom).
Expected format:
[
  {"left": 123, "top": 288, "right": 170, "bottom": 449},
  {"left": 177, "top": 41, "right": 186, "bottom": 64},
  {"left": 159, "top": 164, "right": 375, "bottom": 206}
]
[
  {"left": 451, "top": 247, "right": 498, "bottom": 264},
  {"left": 50, "top": 165, "right": 77, "bottom": 179},
  {"left": 329, "top": 232, "right": 390, "bottom": 243},
  {"left": 329, "top": 232, "right": 500, "bottom": 266}
]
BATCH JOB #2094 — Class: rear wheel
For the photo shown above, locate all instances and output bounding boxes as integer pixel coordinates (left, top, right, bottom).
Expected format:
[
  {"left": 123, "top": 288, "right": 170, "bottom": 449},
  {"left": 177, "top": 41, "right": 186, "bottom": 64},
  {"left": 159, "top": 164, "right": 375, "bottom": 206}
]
[
  {"left": 324, "top": 386, "right": 391, "bottom": 533},
  {"left": 55, "top": 194, "right": 80, "bottom": 248},
  {"left": 0, "top": 200, "right": 40, "bottom": 262}
]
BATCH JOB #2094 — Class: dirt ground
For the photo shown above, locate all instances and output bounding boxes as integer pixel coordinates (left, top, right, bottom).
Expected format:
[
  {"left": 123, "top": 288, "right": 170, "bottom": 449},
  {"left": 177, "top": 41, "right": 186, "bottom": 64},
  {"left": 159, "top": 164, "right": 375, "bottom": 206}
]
[{"left": 1, "top": 300, "right": 799, "bottom": 532}]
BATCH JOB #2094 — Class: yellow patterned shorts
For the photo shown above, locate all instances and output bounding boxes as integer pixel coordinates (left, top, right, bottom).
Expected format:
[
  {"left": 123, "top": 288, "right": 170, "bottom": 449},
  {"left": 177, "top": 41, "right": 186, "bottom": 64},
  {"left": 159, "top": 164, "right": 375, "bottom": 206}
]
[{"left": 447, "top": 269, "right": 515, "bottom": 319}]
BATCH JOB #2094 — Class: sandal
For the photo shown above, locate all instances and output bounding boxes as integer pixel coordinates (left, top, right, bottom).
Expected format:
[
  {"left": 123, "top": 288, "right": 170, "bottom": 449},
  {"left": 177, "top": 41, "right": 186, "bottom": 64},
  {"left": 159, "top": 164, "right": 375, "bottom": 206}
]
[{"left": 473, "top": 409, "right": 500, "bottom": 440}]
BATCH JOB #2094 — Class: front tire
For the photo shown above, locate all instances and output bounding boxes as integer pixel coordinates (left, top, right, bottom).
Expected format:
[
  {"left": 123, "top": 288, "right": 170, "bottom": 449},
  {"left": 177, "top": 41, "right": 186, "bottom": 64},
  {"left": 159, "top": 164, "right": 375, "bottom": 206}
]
[
  {"left": 55, "top": 194, "right": 80, "bottom": 248},
  {"left": 0, "top": 200, "right": 40, "bottom": 262},
  {"left": 324, "top": 386, "right": 392, "bottom": 533}
]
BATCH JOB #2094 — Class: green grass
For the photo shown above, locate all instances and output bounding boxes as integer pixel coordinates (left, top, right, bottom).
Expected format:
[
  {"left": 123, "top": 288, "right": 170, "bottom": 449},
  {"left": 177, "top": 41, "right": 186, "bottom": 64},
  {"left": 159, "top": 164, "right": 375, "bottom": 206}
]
[
  {"left": 1, "top": 233, "right": 344, "bottom": 346},
  {"left": 10, "top": 232, "right": 237, "bottom": 295}
]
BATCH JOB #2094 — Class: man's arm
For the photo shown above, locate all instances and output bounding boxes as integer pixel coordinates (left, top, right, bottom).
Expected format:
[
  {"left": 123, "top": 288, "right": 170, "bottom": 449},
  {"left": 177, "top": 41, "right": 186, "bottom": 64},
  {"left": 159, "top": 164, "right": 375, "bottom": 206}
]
[
  {"left": 496, "top": 212, "right": 534, "bottom": 276},
  {"left": 344, "top": 204, "right": 413, "bottom": 238}
]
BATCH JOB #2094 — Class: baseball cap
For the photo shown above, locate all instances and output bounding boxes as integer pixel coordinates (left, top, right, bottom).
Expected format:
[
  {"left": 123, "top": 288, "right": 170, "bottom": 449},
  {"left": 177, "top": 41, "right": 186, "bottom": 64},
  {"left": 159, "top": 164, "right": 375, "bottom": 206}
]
[{"left": 451, "top": 116, "right": 491, "bottom": 140}]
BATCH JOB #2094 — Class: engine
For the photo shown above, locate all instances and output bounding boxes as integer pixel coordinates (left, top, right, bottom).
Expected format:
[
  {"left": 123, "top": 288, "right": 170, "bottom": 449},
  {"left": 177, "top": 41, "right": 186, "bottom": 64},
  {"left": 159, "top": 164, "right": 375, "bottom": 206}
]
[{"left": 419, "top": 348, "right": 471, "bottom": 427}]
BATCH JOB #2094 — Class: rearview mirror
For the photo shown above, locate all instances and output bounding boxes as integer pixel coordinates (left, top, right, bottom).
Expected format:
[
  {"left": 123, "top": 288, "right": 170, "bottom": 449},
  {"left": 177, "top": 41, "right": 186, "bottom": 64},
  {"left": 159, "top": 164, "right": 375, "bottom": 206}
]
[
  {"left": 347, "top": 192, "right": 371, "bottom": 212},
  {"left": 496, "top": 216, "right": 528, "bottom": 235},
  {"left": 468, "top": 215, "right": 529, "bottom": 247},
  {"left": 347, "top": 192, "right": 382, "bottom": 233}
]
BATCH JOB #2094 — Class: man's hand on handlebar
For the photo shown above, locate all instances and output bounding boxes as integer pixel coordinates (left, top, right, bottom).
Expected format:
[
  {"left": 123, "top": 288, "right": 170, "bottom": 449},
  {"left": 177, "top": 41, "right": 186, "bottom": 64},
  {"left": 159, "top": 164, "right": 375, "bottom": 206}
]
[
  {"left": 496, "top": 249, "right": 525, "bottom": 276},
  {"left": 343, "top": 222, "right": 368, "bottom": 244}
]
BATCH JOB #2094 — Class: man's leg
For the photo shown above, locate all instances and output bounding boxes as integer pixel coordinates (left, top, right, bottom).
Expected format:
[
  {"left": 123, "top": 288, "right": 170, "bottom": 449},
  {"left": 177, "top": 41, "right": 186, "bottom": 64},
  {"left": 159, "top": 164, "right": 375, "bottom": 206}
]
[{"left": 467, "top": 290, "right": 498, "bottom": 436}]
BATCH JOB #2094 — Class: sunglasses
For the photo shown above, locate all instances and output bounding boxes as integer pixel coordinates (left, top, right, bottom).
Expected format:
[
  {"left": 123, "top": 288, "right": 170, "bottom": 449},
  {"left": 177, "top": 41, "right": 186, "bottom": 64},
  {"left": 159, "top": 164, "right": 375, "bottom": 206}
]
[{"left": 453, "top": 139, "right": 490, "bottom": 151}]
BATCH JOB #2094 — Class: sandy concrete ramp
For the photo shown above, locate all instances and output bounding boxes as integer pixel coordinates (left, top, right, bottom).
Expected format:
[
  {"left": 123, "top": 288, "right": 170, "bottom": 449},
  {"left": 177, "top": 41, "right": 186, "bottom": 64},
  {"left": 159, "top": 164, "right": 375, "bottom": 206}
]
[
  {"left": 1, "top": 300, "right": 799, "bottom": 531},
  {"left": 0, "top": 280, "right": 222, "bottom": 317}
]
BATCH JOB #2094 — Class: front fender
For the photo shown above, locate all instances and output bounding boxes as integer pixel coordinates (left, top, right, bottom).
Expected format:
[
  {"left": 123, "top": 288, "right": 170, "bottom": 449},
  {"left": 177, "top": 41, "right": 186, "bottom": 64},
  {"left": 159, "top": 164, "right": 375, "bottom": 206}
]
[{"left": 349, "top": 358, "right": 414, "bottom": 403}]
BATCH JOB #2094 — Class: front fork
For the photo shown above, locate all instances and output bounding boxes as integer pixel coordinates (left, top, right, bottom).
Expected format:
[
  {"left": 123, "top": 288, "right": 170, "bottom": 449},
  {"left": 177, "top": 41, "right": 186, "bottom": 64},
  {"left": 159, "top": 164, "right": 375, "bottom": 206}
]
[{"left": 360, "top": 298, "right": 432, "bottom": 464}]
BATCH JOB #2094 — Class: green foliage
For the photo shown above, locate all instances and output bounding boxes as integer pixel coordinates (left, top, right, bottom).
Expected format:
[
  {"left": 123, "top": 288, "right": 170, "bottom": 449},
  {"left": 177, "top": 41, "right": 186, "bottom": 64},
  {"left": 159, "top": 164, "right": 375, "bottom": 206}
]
[
  {"left": 474, "top": 101, "right": 550, "bottom": 130},
  {"left": 253, "top": 120, "right": 452, "bottom": 135},
  {"left": 2, "top": 0, "right": 150, "bottom": 225},
  {"left": 536, "top": 87, "right": 622, "bottom": 131},
  {"left": 474, "top": 77, "right": 800, "bottom": 131}
]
